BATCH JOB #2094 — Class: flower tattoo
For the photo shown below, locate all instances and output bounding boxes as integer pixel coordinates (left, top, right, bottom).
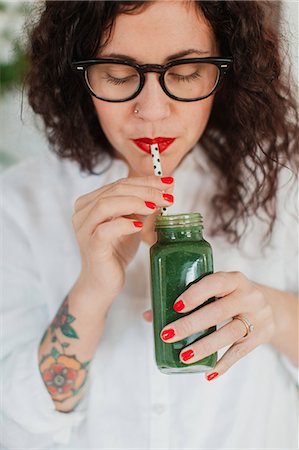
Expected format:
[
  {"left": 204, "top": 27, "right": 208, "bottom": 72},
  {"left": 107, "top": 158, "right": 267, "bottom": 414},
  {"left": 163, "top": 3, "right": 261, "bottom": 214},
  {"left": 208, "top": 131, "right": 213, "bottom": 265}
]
[
  {"left": 50, "top": 298, "right": 78, "bottom": 339},
  {"left": 40, "top": 296, "right": 90, "bottom": 404},
  {"left": 40, "top": 354, "right": 89, "bottom": 402}
]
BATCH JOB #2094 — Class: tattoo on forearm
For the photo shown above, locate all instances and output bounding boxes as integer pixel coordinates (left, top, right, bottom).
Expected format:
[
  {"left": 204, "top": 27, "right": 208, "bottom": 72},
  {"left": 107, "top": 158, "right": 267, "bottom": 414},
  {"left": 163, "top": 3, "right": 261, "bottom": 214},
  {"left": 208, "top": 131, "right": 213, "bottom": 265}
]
[
  {"left": 51, "top": 296, "right": 79, "bottom": 339},
  {"left": 39, "top": 297, "right": 90, "bottom": 403}
]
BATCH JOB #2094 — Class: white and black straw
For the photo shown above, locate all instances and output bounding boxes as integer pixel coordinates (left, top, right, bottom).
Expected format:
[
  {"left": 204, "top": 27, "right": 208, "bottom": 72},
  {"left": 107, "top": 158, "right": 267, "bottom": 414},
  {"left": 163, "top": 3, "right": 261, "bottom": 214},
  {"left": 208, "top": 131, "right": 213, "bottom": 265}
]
[{"left": 150, "top": 143, "right": 167, "bottom": 215}]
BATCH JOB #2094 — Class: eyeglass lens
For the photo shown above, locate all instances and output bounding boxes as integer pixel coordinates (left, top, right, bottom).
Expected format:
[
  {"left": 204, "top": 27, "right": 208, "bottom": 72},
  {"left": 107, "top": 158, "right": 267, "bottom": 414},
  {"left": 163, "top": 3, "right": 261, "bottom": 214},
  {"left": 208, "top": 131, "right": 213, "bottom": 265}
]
[{"left": 86, "top": 62, "right": 220, "bottom": 101}]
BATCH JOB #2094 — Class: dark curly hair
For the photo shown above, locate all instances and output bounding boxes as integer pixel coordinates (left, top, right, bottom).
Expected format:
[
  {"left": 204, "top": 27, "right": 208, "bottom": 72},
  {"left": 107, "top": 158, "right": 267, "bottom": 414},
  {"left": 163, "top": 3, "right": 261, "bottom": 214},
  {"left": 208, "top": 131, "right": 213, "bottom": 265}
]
[{"left": 25, "top": 1, "right": 298, "bottom": 243}]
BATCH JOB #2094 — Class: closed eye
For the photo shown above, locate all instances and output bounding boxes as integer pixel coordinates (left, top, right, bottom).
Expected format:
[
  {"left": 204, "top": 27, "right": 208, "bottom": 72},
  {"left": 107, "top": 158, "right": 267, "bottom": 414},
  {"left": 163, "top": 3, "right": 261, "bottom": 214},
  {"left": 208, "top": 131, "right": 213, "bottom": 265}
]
[
  {"left": 169, "top": 71, "right": 202, "bottom": 82},
  {"left": 105, "top": 74, "right": 138, "bottom": 85}
]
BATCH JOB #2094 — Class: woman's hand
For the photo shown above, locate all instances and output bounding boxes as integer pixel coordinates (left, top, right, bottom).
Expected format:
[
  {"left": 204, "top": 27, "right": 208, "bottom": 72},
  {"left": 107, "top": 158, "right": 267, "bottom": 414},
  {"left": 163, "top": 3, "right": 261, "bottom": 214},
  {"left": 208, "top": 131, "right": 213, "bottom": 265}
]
[
  {"left": 149, "top": 271, "right": 276, "bottom": 380},
  {"left": 72, "top": 175, "right": 174, "bottom": 302}
]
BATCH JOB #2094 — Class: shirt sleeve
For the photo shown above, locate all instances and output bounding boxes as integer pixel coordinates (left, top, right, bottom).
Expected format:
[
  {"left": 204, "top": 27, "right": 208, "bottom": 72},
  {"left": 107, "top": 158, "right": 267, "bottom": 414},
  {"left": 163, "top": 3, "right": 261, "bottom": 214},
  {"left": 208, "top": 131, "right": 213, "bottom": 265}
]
[{"left": 1, "top": 178, "right": 85, "bottom": 448}]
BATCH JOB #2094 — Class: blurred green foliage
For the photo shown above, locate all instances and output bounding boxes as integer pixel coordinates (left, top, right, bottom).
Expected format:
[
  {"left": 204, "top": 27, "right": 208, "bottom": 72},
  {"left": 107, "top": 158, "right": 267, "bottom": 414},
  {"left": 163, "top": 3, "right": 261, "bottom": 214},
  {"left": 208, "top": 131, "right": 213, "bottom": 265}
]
[
  {"left": 0, "top": 41, "right": 28, "bottom": 93},
  {"left": 0, "top": 1, "right": 32, "bottom": 95}
]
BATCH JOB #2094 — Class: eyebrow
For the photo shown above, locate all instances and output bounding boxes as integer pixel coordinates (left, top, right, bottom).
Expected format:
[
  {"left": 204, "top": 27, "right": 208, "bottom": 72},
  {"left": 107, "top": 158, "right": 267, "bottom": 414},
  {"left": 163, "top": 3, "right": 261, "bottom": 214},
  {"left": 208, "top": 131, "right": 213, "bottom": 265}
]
[{"left": 100, "top": 49, "right": 211, "bottom": 63}]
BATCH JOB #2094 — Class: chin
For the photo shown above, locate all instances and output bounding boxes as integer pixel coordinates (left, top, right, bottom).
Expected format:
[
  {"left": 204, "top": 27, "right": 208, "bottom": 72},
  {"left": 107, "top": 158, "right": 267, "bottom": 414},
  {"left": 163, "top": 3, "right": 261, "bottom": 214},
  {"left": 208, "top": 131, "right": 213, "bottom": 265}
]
[
  {"left": 160, "top": 156, "right": 183, "bottom": 176},
  {"left": 129, "top": 161, "right": 161, "bottom": 177},
  {"left": 127, "top": 150, "right": 183, "bottom": 177}
]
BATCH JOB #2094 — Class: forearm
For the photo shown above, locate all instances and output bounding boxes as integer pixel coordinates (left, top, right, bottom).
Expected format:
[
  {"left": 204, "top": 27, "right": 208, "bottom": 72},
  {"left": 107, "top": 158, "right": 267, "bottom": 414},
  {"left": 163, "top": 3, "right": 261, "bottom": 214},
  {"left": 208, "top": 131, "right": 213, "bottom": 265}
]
[
  {"left": 38, "top": 278, "right": 112, "bottom": 412},
  {"left": 258, "top": 283, "right": 299, "bottom": 366}
]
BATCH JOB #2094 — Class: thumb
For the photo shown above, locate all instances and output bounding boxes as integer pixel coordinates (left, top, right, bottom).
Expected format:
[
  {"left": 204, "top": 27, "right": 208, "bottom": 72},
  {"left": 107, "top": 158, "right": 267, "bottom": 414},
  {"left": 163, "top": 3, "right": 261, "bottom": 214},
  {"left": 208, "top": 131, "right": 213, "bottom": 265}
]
[{"left": 142, "top": 309, "right": 153, "bottom": 322}]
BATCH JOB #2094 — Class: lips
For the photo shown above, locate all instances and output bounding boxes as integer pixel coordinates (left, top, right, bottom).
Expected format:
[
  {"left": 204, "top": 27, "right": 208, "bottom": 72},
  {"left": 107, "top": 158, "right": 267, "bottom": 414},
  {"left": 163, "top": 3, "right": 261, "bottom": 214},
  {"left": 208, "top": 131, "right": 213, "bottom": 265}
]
[{"left": 132, "top": 137, "right": 176, "bottom": 154}]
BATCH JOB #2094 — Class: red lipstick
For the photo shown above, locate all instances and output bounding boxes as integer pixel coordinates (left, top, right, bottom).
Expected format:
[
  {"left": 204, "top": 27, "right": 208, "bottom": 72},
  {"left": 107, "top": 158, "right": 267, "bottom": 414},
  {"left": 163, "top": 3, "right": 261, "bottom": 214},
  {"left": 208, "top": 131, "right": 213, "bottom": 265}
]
[{"left": 132, "top": 137, "right": 175, "bottom": 154}]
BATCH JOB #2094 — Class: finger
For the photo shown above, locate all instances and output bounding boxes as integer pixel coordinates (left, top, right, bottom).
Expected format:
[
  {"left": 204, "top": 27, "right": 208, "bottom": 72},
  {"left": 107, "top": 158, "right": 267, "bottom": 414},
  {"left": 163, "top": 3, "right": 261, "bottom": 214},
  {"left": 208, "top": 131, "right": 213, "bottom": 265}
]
[
  {"left": 91, "top": 217, "right": 144, "bottom": 245},
  {"left": 73, "top": 186, "right": 174, "bottom": 231},
  {"left": 99, "top": 182, "right": 174, "bottom": 203},
  {"left": 172, "top": 271, "right": 248, "bottom": 313},
  {"left": 176, "top": 318, "right": 247, "bottom": 365},
  {"left": 160, "top": 292, "right": 255, "bottom": 344},
  {"left": 204, "top": 334, "right": 259, "bottom": 380},
  {"left": 75, "top": 195, "right": 166, "bottom": 236},
  {"left": 74, "top": 176, "right": 175, "bottom": 212},
  {"left": 142, "top": 310, "right": 153, "bottom": 322}
]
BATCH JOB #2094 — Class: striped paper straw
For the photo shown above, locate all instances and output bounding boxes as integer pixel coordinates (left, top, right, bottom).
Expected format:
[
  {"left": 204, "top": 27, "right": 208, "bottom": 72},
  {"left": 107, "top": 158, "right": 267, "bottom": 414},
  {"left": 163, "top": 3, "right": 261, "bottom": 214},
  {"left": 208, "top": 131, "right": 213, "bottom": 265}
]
[{"left": 150, "top": 143, "right": 167, "bottom": 215}]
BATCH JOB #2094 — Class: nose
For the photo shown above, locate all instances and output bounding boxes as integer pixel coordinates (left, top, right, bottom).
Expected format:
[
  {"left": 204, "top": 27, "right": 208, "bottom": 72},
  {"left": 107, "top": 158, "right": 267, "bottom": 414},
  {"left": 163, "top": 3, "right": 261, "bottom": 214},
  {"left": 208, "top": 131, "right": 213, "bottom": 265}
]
[{"left": 134, "top": 73, "right": 171, "bottom": 122}]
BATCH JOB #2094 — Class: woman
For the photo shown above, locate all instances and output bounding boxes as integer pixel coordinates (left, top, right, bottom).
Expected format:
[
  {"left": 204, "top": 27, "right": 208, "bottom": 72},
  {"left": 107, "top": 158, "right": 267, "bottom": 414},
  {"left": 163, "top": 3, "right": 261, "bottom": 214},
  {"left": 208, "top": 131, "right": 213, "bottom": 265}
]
[{"left": 1, "top": 1, "right": 298, "bottom": 448}]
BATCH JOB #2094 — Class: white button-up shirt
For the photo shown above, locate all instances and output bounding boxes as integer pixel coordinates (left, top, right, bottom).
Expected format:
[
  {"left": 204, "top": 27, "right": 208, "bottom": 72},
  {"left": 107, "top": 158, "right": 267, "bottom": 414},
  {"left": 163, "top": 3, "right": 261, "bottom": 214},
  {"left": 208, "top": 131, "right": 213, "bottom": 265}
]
[{"left": 1, "top": 146, "right": 298, "bottom": 449}]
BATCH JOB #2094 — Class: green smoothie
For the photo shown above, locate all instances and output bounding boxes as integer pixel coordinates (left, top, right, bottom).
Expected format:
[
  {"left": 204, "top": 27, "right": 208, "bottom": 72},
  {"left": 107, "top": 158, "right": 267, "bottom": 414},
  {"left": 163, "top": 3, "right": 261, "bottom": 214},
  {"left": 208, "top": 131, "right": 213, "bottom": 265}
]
[{"left": 150, "top": 213, "right": 217, "bottom": 374}]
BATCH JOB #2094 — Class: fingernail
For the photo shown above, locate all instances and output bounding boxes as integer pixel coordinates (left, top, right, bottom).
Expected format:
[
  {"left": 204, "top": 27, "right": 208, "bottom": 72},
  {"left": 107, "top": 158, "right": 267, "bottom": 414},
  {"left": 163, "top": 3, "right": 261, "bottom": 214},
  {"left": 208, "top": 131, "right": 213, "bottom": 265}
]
[
  {"left": 207, "top": 372, "right": 219, "bottom": 381},
  {"left": 162, "top": 193, "right": 174, "bottom": 203},
  {"left": 161, "top": 328, "right": 175, "bottom": 340},
  {"left": 173, "top": 299, "right": 185, "bottom": 312},
  {"left": 145, "top": 201, "right": 156, "bottom": 209},
  {"left": 181, "top": 349, "right": 194, "bottom": 361},
  {"left": 133, "top": 221, "right": 143, "bottom": 228},
  {"left": 161, "top": 177, "right": 174, "bottom": 184}
]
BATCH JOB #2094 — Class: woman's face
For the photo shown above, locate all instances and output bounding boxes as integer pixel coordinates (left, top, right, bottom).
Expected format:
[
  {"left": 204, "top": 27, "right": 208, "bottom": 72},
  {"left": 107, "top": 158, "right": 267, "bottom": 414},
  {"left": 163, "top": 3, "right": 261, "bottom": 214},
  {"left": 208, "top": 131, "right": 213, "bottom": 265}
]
[{"left": 92, "top": 1, "right": 218, "bottom": 176}]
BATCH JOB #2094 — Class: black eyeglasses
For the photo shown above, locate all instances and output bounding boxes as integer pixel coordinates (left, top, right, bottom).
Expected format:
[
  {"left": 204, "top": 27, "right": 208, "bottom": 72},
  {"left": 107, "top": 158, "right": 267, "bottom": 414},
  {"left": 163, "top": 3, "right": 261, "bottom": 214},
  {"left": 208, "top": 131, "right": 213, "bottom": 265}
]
[{"left": 71, "top": 57, "right": 232, "bottom": 102}]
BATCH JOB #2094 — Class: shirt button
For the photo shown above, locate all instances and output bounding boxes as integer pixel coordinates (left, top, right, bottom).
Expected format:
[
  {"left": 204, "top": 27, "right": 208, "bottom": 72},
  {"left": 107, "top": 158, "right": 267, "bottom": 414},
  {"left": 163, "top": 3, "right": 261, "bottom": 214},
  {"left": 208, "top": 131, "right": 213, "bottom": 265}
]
[{"left": 152, "top": 403, "right": 166, "bottom": 415}]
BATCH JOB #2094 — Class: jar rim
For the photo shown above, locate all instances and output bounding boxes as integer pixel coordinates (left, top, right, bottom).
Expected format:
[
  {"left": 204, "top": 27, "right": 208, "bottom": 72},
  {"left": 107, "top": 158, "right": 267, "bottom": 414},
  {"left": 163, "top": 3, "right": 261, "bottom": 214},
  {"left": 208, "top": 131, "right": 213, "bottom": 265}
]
[{"left": 155, "top": 212, "right": 203, "bottom": 229}]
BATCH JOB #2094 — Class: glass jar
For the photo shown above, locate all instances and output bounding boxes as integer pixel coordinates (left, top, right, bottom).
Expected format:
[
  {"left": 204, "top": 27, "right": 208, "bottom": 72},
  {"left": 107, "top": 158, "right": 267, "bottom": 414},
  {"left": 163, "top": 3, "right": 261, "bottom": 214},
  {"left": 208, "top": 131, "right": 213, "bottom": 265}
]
[{"left": 150, "top": 213, "right": 217, "bottom": 374}]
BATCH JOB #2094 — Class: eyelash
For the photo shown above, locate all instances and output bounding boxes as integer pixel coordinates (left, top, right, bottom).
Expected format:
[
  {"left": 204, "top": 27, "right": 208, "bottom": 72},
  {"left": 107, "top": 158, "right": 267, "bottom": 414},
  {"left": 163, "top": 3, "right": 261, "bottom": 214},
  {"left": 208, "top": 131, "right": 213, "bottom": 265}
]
[
  {"left": 106, "top": 75, "right": 135, "bottom": 85},
  {"left": 105, "top": 71, "right": 201, "bottom": 85},
  {"left": 170, "top": 71, "right": 201, "bottom": 82}
]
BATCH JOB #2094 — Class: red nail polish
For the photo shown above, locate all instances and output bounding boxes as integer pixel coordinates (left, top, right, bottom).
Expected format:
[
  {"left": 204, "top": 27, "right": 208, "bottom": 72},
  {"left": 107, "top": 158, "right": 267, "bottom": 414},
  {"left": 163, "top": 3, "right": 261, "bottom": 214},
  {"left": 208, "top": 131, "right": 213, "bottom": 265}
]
[
  {"left": 161, "top": 328, "right": 175, "bottom": 340},
  {"left": 161, "top": 177, "right": 174, "bottom": 184},
  {"left": 173, "top": 299, "right": 185, "bottom": 312},
  {"left": 163, "top": 193, "right": 174, "bottom": 203},
  {"left": 207, "top": 372, "right": 219, "bottom": 381},
  {"left": 145, "top": 201, "right": 156, "bottom": 209},
  {"left": 133, "top": 221, "right": 143, "bottom": 228},
  {"left": 181, "top": 349, "right": 194, "bottom": 361}
]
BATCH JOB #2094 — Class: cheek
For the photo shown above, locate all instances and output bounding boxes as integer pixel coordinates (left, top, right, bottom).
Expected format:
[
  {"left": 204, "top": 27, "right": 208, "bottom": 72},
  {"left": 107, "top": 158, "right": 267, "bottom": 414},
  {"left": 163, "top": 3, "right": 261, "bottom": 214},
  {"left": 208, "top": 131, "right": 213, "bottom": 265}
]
[
  {"left": 92, "top": 99, "right": 125, "bottom": 137},
  {"left": 93, "top": 101, "right": 113, "bottom": 128},
  {"left": 187, "top": 98, "right": 213, "bottom": 132}
]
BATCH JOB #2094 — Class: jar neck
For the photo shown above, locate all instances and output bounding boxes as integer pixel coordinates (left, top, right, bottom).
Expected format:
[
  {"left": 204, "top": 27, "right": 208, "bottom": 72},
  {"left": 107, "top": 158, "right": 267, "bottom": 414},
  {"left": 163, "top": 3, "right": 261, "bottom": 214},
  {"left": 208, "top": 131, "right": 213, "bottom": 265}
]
[
  {"left": 155, "top": 213, "right": 203, "bottom": 243},
  {"left": 156, "top": 227, "right": 203, "bottom": 243}
]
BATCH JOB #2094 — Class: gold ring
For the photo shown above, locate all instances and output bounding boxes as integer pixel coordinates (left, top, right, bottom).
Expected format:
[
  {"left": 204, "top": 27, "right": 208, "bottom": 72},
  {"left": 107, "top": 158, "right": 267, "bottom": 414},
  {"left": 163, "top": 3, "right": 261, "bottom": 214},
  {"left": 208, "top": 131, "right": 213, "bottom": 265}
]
[{"left": 233, "top": 314, "right": 254, "bottom": 340}]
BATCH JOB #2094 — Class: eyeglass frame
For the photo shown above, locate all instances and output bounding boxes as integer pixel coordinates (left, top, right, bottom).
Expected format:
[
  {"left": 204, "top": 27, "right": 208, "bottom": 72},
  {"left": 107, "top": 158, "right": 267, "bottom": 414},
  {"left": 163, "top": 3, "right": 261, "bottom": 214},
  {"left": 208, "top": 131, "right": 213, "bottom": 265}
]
[{"left": 71, "top": 57, "right": 233, "bottom": 103}]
